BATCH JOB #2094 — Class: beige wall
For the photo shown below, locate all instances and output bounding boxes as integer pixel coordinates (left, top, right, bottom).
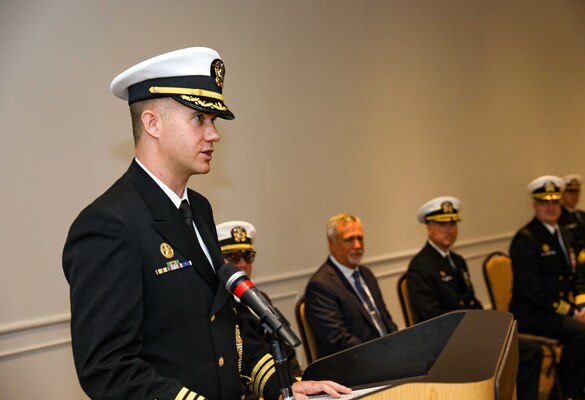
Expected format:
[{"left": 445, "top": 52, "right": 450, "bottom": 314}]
[{"left": 1, "top": 0, "right": 584, "bottom": 397}]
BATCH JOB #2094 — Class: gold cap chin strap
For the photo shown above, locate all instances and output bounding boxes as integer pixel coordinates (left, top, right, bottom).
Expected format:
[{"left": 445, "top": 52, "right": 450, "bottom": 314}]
[{"left": 149, "top": 86, "right": 224, "bottom": 101}]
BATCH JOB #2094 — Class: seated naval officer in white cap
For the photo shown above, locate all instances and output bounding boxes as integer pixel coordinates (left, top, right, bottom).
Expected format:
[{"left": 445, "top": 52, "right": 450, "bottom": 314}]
[
  {"left": 407, "top": 197, "right": 543, "bottom": 400},
  {"left": 217, "top": 220, "right": 257, "bottom": 278},
  {"left": 63, "top": 47, "right": 350, "bottom": 400},
  {"left": 216, "top": 221, "right": 302, "bottom": 400},
  {"left": 510, "top": 175, "right": 585, "bottom": 399},
  {"left": 560, "top": 174, "right": 585, "bottom": 252},
  {"left": 406, "top": 196, "right": 481, "bottom": 323},
  {"left": 559, "top": 174, "right": 585, "bottom": 313}
]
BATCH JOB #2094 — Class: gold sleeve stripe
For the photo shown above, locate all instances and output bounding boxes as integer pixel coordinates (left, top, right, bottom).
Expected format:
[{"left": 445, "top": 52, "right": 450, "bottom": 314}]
[
  {"left": 175, "top": 388, "right": 189, "bottom": 400},
  {"left": 149, "top": 86, "right": 224, "bottom": 101},
  {"left": 554, "top": 299, "right": 571, "bottom": 315},
  {"left": 251, "top": 355, "right": 276, "bottom": 396},
  {"left": 175, "top": 387, "right": 205, "bottom": 400},
  {"left": 576, "top": 294, "right": 585, "bottom": 306},
  {"left": 251, "top": 353, "right": 273, "bottom": 378}
]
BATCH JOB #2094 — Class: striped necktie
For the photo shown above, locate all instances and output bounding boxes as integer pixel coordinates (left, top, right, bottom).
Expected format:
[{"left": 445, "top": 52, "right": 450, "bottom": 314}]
[{"left": 352, "top": 270, "right": 387, "bottom": 336}]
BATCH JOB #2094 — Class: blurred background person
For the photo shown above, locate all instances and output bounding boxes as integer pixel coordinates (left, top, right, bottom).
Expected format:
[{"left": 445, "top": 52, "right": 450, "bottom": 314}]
[
  {"left": 217, "top": 220, "right": 302, "bottom": 400},
  {"left": 510, "top": 175, "right": 585, "bottom": 400}
]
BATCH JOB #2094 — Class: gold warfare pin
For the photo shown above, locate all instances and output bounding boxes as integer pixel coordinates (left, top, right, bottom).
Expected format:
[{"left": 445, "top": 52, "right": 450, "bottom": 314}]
[
  {"left": 160, "top": 243, "right": 174, "bottom": 259},
  {"left": 542, "top": 244, "right": 550, "bottom": 253}
]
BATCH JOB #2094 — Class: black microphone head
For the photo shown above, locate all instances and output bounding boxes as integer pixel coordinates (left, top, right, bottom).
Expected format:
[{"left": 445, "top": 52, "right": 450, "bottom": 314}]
[{"left": 218, "top": 263, "right": 248, "bottom": 292}]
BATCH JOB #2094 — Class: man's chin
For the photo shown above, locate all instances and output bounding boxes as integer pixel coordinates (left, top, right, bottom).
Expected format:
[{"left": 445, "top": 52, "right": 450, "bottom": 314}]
[
  {"left": 348, "top": 256, "right": 363, "bottom": 265},
  {"left": 193, "top": 163, "right": 211, "bottom": 175}
]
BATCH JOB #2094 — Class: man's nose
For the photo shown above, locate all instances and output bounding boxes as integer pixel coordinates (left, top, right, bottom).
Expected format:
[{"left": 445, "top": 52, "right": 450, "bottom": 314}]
[{"left": 206, "top": 124, "right": 221, "bottom": 142}]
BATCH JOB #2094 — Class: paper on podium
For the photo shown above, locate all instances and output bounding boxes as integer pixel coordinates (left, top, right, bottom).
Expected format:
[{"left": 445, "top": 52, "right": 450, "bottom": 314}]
[{"left": 308, "top": 385, "right": 390, "bottom": 399}]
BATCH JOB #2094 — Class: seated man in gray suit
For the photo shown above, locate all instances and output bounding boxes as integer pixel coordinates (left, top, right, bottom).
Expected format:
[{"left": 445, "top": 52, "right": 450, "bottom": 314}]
[{"left": 304, "top": 213, "right": 397, "bottom": 359}]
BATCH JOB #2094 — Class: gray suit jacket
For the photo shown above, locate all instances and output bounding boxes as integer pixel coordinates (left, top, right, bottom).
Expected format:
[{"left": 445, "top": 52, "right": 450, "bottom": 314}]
[{"left": 304, "top": 257, "right": 397, "bottom": 359}]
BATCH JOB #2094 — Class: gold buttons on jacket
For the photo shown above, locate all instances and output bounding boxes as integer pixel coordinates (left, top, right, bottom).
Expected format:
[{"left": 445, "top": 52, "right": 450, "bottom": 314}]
[
  {"left": 210, "top": 314, "right": 216, "bottom": 322},
  {"left": 218, "top": 356, "right": 224, "bottom": 367}
]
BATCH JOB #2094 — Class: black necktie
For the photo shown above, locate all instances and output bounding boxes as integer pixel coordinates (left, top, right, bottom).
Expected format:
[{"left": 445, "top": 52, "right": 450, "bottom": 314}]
[
  {"left": 178, "top": 200, "right": 217, "bottom": 281},
  {"left": 352, "top": 270, "right": 387, "bottom": 336},
  {"left": 179, "top": 200, "right": 197, "bottom": 237},
  {"left": 445, "top": 253, "right": 457, "bottom": 270},
  {"left": 555, "top": 228, "right": 570, "bottom": 266}
]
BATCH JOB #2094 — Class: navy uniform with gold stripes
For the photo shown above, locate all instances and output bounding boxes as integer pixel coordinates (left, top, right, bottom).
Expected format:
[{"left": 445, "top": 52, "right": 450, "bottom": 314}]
[
  {"left": 406, "top": 197, "right": 481, "bottom": 323},
  {"left": 559, "top": 174, "right": 585, "bottom": 310},
  {"left": 215, "top": 220, "right": 303, "bottom": 390},
  {"left": 409, "top": 196, "right": 543, "bottom": 400},
  {"left": 63, "top": 48, "right": 284, "bottom": 400},
  {"left": 407, "top": 243, "right": 482, "bottom": 322},
  {"left": 510, "top": 175, "right": 585, "bottom": 398},
  {"left": 64, "top": 161, "right": 281, "bottom": 400}
]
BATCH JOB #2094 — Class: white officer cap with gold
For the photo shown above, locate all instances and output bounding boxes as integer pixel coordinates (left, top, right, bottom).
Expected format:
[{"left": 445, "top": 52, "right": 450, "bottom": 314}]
[
  {"left": 216, "top": 221, "right": 256, "bottom": 253},
  {"left": 417, "top": 196, "right": 462, "bottom": 224},
  {"left": 527, "top": 175, "right": 565, "bottom": 200},
  {"left": 563, "top": 174, "right": 583, "bottom": 192},
  {"left": 110, "top": 47, "right": 234, "bottom": 119}
]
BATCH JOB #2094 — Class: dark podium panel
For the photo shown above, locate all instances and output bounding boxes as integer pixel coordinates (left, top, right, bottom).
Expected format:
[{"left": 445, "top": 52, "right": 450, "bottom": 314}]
[{"left": 302, "top": 310, "right": 518, "bottom": 400}]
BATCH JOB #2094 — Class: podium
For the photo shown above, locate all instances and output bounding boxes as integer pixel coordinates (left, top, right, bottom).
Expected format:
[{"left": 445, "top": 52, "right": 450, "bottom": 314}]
[{"left": 302, "top": 310, "right": 518, "bottom": 400}]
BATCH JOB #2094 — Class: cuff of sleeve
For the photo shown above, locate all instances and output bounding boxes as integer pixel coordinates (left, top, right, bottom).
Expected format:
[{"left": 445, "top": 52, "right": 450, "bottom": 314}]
[
  {"left": 174, "top": 387, "right": 206, "bottom": 400},
  {"left": 575, "top": 293, "right": 585, "bottom": 308},
  {"left": 553, "top": 299, "right": 572, "bottom": 316},
  {"left": 250, "top": 354, "right": 278, "bottom": 399}
]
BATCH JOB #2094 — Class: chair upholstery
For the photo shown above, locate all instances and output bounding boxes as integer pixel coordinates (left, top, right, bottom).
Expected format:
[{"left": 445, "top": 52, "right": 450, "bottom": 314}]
[
  {"left": 294, "top": 296, "right": 318, "bottom": 365},
  {"left": 482, "top": 251, "right": 562, "bottom": 385},
  {"left": 397, "top": 274, "right": 418, "bottom": 327}
]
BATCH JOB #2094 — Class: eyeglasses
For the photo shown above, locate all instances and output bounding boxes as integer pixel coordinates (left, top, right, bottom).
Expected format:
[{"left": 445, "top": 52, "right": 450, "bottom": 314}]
[{"left": 224, "top": 251, "right": 256, "bottom": 264}]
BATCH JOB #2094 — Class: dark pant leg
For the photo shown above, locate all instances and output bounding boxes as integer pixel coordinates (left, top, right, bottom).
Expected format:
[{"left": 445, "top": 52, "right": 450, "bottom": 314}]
[
  {"left": 529, "top": 317, "right": 585, "bottom": 397},
  {"left": 555, "top": 318, "right": 585, "bottom": 396},
  {"left": 516, "top": 339, "right": 544, "bottom": 400}
]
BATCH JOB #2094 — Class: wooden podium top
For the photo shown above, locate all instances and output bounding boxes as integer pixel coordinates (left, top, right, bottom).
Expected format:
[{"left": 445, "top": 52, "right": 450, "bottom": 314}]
[{"left": 302, "top": 310, "right": 518, "bottom": 400}]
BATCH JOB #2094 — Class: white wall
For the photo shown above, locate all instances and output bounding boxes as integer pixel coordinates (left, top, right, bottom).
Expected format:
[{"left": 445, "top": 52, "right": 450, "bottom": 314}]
[{"left": 1, "top": 0, "right": 584, "bottom": 397}]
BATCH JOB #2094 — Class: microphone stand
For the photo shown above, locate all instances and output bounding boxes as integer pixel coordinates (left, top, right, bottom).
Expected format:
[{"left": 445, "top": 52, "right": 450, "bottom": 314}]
[{"left": 268, "top": 333, "right": 294, "bottom": 400}]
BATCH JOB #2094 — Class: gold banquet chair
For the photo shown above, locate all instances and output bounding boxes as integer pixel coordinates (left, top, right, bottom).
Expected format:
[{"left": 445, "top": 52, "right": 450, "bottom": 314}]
[
  {"left": 482, "top": 252, "right": 562, "bottom": 384},
  {"left": 294, "top": 296, "right": 318, "bottom": 365},
  {"left": 397, "top": 274, "right": 418, "bottom": 327}
]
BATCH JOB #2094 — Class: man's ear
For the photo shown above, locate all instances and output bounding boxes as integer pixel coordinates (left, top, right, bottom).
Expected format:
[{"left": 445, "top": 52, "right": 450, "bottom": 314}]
[
  {"left": 327, "top": 239, "right": 335, "bottom": 252},
  {"left": 141, "top": 109, "right": 160, "bottom": 139}
]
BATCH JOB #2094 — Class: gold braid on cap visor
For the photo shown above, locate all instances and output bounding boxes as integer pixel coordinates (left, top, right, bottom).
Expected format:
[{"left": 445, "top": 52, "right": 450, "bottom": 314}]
[
  {"left": 425, "top": 213, "right": 461, "bottom": 223},
  {"left": 532, "top": 193, "right": 562, "bottom": 201}
]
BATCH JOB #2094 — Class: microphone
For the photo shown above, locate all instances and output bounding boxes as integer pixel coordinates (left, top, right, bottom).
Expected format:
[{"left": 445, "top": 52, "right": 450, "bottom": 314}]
[{"left": 218, "top": 263, "right": 301, "bottom": 348}]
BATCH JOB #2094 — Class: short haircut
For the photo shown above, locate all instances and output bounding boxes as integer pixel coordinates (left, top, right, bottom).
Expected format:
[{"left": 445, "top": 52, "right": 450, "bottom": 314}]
[
  {"left": 326, "top": 213, "right": 362, "bottom": 241},
  {"left": 129, "top": 97, "right": 175, "bottom": 144}
]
